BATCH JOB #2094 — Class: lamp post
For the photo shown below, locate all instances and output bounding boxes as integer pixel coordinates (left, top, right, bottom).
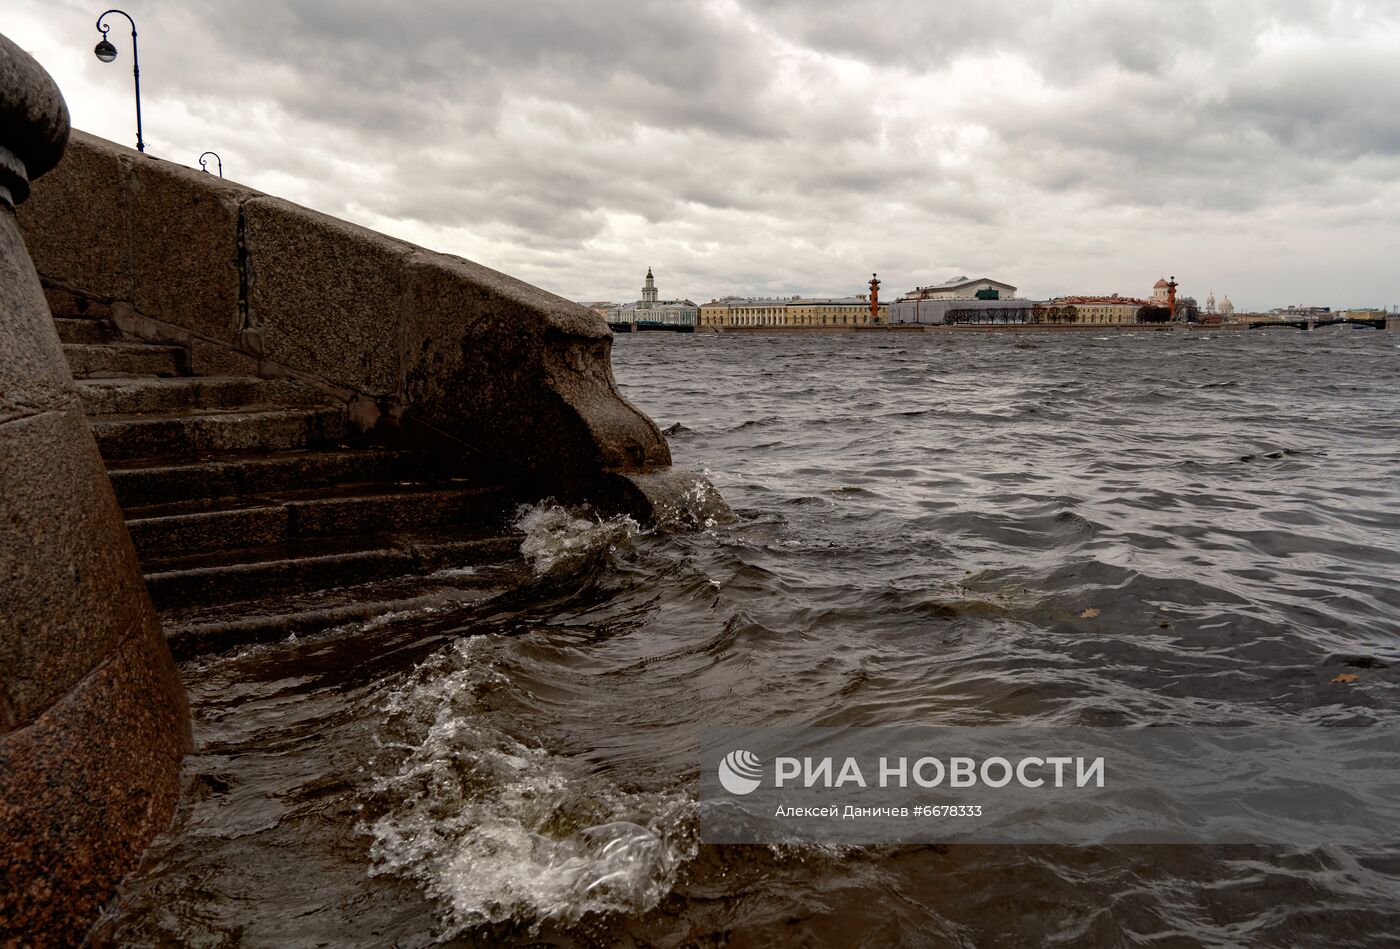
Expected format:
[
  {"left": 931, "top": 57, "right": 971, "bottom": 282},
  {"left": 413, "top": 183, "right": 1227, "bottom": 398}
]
[
  {"left": 94, "top": 9, "right": 144, "bottom": 153},
  {"left": 198, "top": 151, "right": 222, "bottom": 177}
]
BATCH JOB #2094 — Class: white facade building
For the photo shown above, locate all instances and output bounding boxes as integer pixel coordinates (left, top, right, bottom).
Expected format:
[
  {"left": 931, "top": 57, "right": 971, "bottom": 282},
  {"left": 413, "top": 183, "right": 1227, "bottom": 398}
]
[
  {"left": 606, "top": 268, "right": 698, "bottom": 327},
  {"left": 901, "top": 276, "right": 1018, "bottom": 301},
  {"left": 888, "top": 275, "right": 1021, "bottom": 324}
]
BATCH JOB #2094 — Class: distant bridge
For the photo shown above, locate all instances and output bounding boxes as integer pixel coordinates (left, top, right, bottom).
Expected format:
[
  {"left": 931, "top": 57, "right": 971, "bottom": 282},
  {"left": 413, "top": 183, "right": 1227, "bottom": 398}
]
[
  {"left": 1249, "top": 317, "right": 1392, "bottom": 331},
  {"left": 608, "top": 321, "right": 694, "bottom": 334}
]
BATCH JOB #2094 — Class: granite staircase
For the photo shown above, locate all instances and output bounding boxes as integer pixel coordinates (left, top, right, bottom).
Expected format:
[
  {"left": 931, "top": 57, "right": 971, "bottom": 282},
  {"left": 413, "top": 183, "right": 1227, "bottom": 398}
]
[{"left": 56, "top": 313, "right": 524, "bottom": 659}]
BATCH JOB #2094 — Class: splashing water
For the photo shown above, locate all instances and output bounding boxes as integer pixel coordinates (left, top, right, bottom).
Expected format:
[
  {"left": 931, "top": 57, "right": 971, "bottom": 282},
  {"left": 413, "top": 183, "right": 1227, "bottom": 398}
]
[
  {"left": 514, "top": 503, "right": 641, "bottom": 574},
  {"left": 363, "top": 637, "right": 695, "bottom": 935}
]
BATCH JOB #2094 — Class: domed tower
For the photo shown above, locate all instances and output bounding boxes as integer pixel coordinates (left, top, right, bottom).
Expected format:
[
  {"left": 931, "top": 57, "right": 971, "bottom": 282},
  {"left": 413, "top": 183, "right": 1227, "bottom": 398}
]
[
  {"left": 1205, "top": 290, "right": 1216, "bottom": 314},
  {"left": 1152, "top": 278, "right": 1170, "bottom": 304},
  {"left": 641, "top": 267, "right": 657, "bottom": 310},
  {"left": 1220, "top": 295, "right": 1235, "bottom": 317}
]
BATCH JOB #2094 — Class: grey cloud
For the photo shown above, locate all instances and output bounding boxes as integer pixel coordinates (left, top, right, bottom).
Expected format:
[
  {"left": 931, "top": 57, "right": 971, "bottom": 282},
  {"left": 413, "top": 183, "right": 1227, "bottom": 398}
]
[
  {"left": 974, "top": 43, "right": 1400, "bottom": 217},
  {"left": 735, "top": 0, "right": 1362, "bottom": 83},
  {"left": 23, "top": 0, "right": 1398, "bottom": 307},
  {"left": 1220, "top": 50, "right": 1400, "bottom": 157},
  {"left": 148, "top": 0, "right": 781, "bottom": 139}
]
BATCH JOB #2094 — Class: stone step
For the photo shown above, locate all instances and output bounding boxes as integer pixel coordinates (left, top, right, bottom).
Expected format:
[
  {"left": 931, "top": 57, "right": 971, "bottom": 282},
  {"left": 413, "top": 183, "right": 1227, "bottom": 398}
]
[
  {"left": 157, "top": 544, "right": 530, "bottom": 659},
  {"left": 77, "top": 375, "right": 329, "bottom": 416},
  {"left": 90, "top": 405, "right": 347, "bottom": 461},
  {"left": 54, "top": 317, "right": 113, "bottom": 344},
  {"left": 106, "top": 447, "right": 426, "bottom": 507},
  {"left": 162, "top": 587, "right": 497, "bottom": 661},
  {"left": 125, "top": 481, "right": 512, "bottom": 559},
  {"left": 143, "top": 529, "right": 521, "bottom": 610},
  {"left": 63, "top": 342, "right": 187, "bottom": 378}
]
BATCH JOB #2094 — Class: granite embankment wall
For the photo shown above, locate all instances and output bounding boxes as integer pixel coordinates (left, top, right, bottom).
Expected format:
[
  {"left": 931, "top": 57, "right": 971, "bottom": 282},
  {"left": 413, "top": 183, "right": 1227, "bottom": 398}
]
[
  {"left": 704, "top": 322, "right": 1247, "bottom": 334},
  {"left": 16, "top": 130, "right": 722, "bottom": 521},
  {"left": 1, "top": 34, "right": 191, "bottom": 943}
]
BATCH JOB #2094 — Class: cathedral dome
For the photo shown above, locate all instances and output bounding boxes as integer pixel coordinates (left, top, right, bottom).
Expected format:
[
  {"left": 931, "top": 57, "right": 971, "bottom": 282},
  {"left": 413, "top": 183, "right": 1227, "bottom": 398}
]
[{"left": 1154, "top": 278, "right": 1169, "bottom": 289}]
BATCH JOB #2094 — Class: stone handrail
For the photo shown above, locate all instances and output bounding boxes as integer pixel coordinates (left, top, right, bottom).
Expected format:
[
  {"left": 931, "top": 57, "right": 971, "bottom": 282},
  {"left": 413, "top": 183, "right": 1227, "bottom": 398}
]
[{"left": 16, "top": 130, "right": 727, "bottom": 521}]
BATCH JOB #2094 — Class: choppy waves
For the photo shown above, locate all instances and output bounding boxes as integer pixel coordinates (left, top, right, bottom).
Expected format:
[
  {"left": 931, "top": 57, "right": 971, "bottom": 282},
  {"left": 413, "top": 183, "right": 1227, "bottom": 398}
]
[
  {"left": 363, "top": 636, "right": 696, "bottom": 935},
  {"left": 95, "top": 331, "right": 1400, "bottom": 947}
]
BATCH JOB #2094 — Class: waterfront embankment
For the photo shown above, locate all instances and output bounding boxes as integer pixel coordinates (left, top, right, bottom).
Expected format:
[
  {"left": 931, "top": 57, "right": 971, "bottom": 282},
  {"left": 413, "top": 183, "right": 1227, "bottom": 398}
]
[{"left": 702, "top": 322, "right": 1249, "bottom": 334}]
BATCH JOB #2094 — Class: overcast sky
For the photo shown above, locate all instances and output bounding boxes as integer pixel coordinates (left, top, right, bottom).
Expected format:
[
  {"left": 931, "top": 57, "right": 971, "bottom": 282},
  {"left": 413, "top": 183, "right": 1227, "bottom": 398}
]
[{"left": 8, "top": 1, "right": 1400, "bottom": 310}]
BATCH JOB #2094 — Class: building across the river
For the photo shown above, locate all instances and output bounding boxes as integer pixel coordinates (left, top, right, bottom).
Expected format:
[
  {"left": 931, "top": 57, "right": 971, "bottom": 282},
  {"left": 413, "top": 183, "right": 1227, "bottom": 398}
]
[
  {"left": 699, "top": 296, "right": 793, "bottom": 327},
  {"left": 787, "top": 295, "right": 886, "bottom": 326},
  {"left": 605, "top": 269, "right": 698, "bottom": 327},
  {"left": 699, "top": 293, "right": 886, "bottom": 327},
  {"left": 889, "top": 277, "right": 1208, "bottom": 325},
  {"left": 1268, "top": 305, "right": 1331, "bottom": 319},
  {"left": 888, "top": 275, "right": 1022, "bottom": 324},
  {"left": 1050, "top": 294, "right": 1157, "bottom": 325},
  {"left": 903, "top": 275, "right": 1019, "bottom": 301}
]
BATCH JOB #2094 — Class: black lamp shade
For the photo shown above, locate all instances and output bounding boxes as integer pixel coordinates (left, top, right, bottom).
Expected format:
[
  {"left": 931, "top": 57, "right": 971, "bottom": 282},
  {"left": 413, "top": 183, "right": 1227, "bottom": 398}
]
[{"left": 94, "top": 38, "right": 117, "bottom": 63}]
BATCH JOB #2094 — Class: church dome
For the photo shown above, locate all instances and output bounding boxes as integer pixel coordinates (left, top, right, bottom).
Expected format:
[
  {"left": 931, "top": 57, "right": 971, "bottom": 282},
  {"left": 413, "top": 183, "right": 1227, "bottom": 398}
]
[
  {"left": 1154, "top": 278, "right": 1169, "bottom": 289},
  {"left": 1220, "top": 296, "right": 1234, "bottom": 314}
]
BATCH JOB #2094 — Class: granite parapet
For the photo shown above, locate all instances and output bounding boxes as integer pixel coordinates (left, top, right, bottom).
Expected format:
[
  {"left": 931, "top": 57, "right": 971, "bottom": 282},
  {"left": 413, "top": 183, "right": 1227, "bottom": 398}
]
[
  {"left": 0, "top": 623, "right": 189, "bottom": 944},
  {"left": 18, "top": 131, "right": 711, "bottom": 517},
  {"left": 1, "top": 32, "right": 191, "bottom": 942},
  {"left": 243, "top": 195, "right": 410, "bottom": 393}
]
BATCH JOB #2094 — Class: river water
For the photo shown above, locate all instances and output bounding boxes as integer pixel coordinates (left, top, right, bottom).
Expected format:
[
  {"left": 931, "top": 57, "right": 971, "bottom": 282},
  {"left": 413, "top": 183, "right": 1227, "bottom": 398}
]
[{"left": 94, "top": 329, "right": 1400, "bottom": 947}]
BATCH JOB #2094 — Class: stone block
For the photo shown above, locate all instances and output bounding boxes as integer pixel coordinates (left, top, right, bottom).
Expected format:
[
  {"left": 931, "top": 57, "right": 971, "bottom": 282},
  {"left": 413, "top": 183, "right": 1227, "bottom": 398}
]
[
  {"left": 15, "top": 129, "right": 132, "bottom": 305},
  {"left": 90, "top": 405, "right": 346, "bottom": 460},
  {"left": 400, "top": 250, "right": 670, "bottom": 494},
  {"left": 62, "top": 341, "right": 186, "bottom": 378},
  {"left": 188, "top": 335, "right": 259, "bottom": 377},
  {"left": 0, "top": 32, "right": 69, "bottom": 204},
  {"left": 41, "top": 283, "right": 111, "bottom": 319},
  {"left": 126, "top": 504, "right": 291, "bottom": 559},
  {"left": 77, "top": 375, "right": 325, "bottom": 416},
  {"left": 40, "top": 284, "right": 109, "bottom": 321},
  {"left": 127, "top": 154, "right": 253, "bottom": 344},
  {"left": 0, "top": 406, "right": 154, "bottom": 729},
  {"left": 2, "top": 38, "right": 188, "bottom": 942},
  {"left": 53, "top": 317, "right": 109, "bottom": 344},
  {"left": 0, "top": 623, "right": 189, "bottom": 943},
  {"left": 290, "top": 485, "right": 506, "bottom": 537},
  {"left": 243, "top": 196, "right": 409, "bottom": 394},
  {"left": 0, "top": 212, "right": 72, "bottom": 418}
]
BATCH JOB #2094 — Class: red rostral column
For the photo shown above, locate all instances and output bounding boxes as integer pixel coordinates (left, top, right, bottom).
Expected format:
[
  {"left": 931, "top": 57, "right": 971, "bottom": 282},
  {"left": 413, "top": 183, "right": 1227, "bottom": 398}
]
[
  {"left": 869, "top": 273, "right": 880, "bottom": 323},
  {"left": 1167, "top": 276, "right": 1179, "bottom": 321}
]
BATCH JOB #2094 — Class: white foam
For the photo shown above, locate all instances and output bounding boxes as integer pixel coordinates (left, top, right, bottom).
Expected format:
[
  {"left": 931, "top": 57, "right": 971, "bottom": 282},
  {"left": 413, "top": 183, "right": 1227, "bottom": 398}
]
[
  {"left": 363, "top": 637, "right": 694, "bottom": 934},
  {"left": 653, "top": 475, "right": 729, "bottom": 530},
  {"left": 428, "top": 565, "right": 477, "bottom": 579},
  {"left": 514, "top": 504, "right": 641, "bottom": 574}
]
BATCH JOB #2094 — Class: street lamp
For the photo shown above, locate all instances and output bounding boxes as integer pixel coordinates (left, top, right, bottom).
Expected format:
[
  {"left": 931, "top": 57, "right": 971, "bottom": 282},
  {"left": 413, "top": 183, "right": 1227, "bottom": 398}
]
[
  {"left": 94, "top": 9, "right": 144, "bottom": 153},
  {"left": 198, "top": 151, "right": 222, "bottom": 177}
]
